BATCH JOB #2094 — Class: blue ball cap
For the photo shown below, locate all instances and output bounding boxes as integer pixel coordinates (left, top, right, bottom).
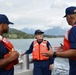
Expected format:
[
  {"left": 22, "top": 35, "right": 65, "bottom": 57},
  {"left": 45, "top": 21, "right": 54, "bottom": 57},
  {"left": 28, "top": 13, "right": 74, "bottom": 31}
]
[
  {"left": 64, "top": 6, "right": 76, "bottom": 18},
  {"left": 0, "top": 14, "right": 14, "bottom": 24},
  {"left": 35, "top": 29, "right": 44, "bottom": 35}
]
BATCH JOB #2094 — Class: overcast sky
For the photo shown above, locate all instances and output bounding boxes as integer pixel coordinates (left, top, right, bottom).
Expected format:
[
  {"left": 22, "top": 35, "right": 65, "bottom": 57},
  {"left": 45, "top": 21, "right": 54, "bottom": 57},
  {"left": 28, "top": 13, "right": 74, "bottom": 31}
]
[{"left": 0, "top": 0, "right": 76, "bottom": 30}]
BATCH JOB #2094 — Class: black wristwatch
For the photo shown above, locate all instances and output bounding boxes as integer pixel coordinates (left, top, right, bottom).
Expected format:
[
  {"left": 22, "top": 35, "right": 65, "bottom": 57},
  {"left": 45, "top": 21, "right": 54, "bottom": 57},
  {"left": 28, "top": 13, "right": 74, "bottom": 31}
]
[{"left": 53, "top": 52, "right": 57, "bottom": 58}]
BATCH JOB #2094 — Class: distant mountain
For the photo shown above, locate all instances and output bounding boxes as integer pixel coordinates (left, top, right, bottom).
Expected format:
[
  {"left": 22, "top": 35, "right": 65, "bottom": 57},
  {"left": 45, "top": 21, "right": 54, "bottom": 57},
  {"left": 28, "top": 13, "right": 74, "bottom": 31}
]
[
  {"left": 21, "top": 28, "right": 36, "bottom": 34},
  {"left": 44, "top": 26, "right": 66, "bottom": 36},
  {"left": 21, "top": 26, "right": 68, "bottom": 36}
]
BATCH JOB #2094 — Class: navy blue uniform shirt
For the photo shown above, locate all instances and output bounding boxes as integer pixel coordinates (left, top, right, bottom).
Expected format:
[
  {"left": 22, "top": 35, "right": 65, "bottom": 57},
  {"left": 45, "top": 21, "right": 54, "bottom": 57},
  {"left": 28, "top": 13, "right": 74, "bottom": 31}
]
[
  {"left": 68, "top": 22, "right": 76, "bottom": 75},
  {"left": 25, "top": 40, "right": 54, "bottom": 67},
  {"left": 0, "top": 42, "right": 14, "bottom": 75}
]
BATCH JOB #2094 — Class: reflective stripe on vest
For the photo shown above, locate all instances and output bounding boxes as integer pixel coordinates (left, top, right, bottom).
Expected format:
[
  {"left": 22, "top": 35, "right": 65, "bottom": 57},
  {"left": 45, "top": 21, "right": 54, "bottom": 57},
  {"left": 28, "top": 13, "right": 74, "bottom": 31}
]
[{"left": 32, "top": 40, "right": 49, "bottom": 60}]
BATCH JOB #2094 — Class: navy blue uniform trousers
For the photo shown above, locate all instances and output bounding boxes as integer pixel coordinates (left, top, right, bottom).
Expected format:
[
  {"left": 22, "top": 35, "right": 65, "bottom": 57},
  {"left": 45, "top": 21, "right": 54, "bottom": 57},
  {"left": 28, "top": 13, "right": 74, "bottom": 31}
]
[
  {"left": 33, "top": 67, "right": 51, "bottom": 75},
  {"left": 33, "top": 60, "right": 52, "bottom": 75}
]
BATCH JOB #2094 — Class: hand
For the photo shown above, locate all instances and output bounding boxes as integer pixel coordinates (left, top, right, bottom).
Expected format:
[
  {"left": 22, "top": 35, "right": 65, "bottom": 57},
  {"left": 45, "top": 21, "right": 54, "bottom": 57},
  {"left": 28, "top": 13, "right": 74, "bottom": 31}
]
[
  {"left": 49, "top": 64, "right": 53, "bottom": 70},
  {"left": 21, "top": 52, "right": 25, "bottom": 56},
  {"left": 9, "top": 51, "right": 19, "bottom": 62},
  {"left": 54, "top": 43, "right": 64, "bottom": 52},
  {"left": 54, "top": 46, "right": 63, "bottom": 52},
  {"left": 41, "top": 49, "right": 54, "bottom": 57}
]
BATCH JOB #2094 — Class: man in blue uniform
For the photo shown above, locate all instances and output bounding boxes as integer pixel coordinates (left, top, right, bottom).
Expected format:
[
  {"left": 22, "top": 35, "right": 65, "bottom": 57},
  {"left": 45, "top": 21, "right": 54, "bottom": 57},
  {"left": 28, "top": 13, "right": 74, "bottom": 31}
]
[
  {"left": 42, "top": 6, "right": 76, "bottom": 75},
  {"left": 21, "top": 29, "right": 54, "bottom": 75},
  {"left": 0, "top": 14, "right": 19, "bottom": 75}
]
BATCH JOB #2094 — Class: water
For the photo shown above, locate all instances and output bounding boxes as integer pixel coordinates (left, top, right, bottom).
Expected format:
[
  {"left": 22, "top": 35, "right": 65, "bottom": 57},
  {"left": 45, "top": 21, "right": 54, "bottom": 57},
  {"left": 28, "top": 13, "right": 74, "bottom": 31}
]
[
  {"left": 10, "top": 38, "right": 63, "bottom": 53},
  {"left": 10, "top": 38, "right": 69, "bottom": 75}
]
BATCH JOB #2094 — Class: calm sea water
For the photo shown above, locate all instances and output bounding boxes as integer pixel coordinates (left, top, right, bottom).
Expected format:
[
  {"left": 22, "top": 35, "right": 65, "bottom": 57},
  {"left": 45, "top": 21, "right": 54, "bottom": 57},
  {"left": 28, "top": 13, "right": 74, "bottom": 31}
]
[
  {"left": 10, "top": 38, "right": 63, "bottom": 53},
  {"left": 10, "top": 38, "right": 69, "bottom": 75}
]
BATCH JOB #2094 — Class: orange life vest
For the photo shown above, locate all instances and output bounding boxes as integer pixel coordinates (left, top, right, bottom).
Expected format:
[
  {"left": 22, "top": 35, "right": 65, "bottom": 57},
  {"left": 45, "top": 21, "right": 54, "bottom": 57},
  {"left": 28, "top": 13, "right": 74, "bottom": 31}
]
[
  {"left": 63, "top": 30, "right": 70, "bottom": 50},
  {"left": 0, "top": 36, "right": 19, "bottom": 70},
  {"left": 63, "top": 26, "right": 76, "bottom": 60},
  {"left": 32, "top": 40, "right": 49, "bottom": 60}
]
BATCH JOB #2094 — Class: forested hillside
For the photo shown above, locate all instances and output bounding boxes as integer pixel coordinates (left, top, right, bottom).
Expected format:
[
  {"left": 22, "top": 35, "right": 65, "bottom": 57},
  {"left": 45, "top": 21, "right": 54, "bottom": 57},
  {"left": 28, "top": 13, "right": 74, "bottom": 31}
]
[{"left": 3, "top": 28, "right": 34, "bottom": 39}]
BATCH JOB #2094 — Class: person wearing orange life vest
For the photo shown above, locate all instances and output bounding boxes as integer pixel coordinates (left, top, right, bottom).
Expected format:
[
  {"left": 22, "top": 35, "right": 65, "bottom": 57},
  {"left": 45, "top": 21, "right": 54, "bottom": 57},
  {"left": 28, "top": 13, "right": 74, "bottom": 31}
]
[
  {"left": 0, "top": 14, "right": 19, "bottom": 75},
  {"left": 41, "top": 6, "right": 76, "bottom": 75},
  {"left": 21, "top": 29, "right": 54, "bottom": 75}
]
